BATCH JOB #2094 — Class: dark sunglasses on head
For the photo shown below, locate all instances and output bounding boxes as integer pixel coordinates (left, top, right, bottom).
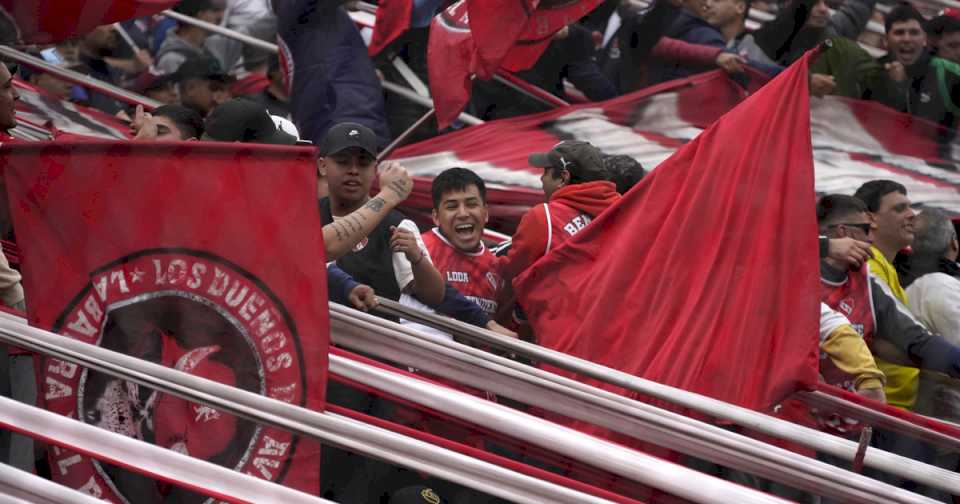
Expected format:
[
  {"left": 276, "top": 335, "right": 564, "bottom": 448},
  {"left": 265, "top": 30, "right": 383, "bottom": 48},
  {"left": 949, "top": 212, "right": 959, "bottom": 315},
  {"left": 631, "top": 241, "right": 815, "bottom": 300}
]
[{"left": 829, "top": 222, "right": 872, "bottom": 235}]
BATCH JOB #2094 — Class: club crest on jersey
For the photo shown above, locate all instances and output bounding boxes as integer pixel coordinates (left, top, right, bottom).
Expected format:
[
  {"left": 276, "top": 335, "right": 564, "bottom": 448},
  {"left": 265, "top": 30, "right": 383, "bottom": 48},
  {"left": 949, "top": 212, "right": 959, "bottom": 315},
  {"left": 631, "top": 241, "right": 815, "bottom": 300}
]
[
  {"left": 486, "top": 271, "right": 500, "bottom": 291},
  {"left": 353, "top": 237, "right": 369, "bottom": 252},
  {"left": 838, "top": 298, "right": 854, "bottom": 315},
  {"left": 45, "top": 249, "right": 306, "bottom": 501}
]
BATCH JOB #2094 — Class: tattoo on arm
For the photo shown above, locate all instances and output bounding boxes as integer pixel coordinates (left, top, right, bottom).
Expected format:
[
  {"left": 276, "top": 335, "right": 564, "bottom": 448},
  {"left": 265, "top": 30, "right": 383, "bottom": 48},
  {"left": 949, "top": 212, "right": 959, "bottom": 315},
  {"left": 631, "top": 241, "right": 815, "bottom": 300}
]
[
  {"left": 364, "top": 197, "right": 386, "bottom": 212},
  {"left": 332, "top": 221, "right": 347, "bottom": 242},
  {"left": 386, "top": 180, "right": 408, "bottom": 198}
]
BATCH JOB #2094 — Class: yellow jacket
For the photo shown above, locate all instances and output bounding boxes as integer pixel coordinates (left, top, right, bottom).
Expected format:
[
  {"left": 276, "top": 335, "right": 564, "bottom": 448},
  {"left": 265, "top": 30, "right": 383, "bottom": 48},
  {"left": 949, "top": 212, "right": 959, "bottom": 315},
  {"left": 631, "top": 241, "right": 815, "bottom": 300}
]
[{"left": 868, "top": 246, "right": 919, "bottom": 410}]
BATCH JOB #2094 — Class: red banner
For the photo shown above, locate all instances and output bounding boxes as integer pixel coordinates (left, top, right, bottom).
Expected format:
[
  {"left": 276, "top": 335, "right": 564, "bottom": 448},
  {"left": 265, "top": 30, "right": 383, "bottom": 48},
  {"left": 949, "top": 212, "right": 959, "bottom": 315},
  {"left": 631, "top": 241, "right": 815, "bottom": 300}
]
[
  {"left": 368, "top": 0, "right": 413, "bottom": 56},
  {"left": 513, "top": 54, "right": 821, "bottom": 429},
  {"left": 0, "top": 0, "right": 178, "bottom": 45},
  {"left": 501, "top": 0, "right": 603, "bottom": 72},
  {"left": 1, "top": 141, "right": 328, "bottom": 501},
  {"left": 427, "top": 0, "right": 478, "bottom": 129}
]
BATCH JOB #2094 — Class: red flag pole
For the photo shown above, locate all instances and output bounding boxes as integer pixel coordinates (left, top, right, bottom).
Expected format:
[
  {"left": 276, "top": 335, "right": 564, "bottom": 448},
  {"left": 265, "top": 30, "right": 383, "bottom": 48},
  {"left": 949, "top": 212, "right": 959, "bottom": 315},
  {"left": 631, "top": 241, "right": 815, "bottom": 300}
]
[{"left": 493, "top": 70, "right": 569, "bottom": 108}]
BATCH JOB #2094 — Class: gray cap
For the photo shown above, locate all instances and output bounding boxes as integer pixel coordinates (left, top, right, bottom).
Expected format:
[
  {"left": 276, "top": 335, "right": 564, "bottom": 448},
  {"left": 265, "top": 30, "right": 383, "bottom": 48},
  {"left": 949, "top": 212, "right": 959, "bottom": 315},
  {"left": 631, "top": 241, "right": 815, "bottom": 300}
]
[{"left": 528, "top": 140, "right": 606, "bottom": 183}]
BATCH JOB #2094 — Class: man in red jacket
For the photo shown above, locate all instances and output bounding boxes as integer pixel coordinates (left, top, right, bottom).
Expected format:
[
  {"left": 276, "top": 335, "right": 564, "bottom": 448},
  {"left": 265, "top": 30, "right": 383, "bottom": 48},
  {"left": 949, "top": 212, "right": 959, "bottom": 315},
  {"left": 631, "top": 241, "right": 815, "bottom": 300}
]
[{"left": 497, "top": 140, "right": 620, "bottom": 325}]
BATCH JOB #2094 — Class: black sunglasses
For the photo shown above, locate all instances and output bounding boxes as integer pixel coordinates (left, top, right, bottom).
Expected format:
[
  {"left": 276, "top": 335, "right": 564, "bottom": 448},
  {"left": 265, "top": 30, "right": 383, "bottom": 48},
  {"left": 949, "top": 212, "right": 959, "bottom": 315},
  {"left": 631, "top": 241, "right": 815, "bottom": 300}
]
[{"left": 829, "top": 222, "right": 872, "bottom": 235}]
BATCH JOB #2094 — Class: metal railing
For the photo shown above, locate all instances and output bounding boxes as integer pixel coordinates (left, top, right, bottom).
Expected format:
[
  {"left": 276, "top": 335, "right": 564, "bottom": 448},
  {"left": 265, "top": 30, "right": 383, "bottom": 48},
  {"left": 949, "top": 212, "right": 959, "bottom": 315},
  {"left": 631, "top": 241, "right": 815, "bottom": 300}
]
[
  {"left": 330, "top": 303, "right": 944, "bottom": 503},
  {"left": 371, "top": 297, "right": 960, "bottom": 498},
  {"left": 0, "top": 310, "right": 788, "bottom": 503}
]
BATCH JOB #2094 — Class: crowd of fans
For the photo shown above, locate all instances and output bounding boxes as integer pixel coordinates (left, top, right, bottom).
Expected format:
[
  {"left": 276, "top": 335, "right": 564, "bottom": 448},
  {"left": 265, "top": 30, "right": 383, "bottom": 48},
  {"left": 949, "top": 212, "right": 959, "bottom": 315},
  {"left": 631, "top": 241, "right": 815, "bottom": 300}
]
[{"left": 3, "top": 0, "right": 960, "bottom": 502}]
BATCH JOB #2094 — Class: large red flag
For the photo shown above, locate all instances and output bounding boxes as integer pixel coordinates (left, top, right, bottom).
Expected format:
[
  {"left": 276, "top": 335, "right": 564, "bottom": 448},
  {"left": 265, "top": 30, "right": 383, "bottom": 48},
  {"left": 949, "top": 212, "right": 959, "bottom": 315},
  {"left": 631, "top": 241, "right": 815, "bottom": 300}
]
[
  {"left": 428, "top": 0, "right": 603, "bottom": 129},
  {"left": 427, "top": 0, "right": 478, "bottom": 129},
  {"left": 514, "top": 53, "right": 821, "bottom": 417},
  {"left": 368, "top": 0, "right": 414, "bottom": 56},
  {"left": 2, "top": 141, "right": 328, "bottom": 501},
  {"left": 500, "top": 0, "right": 603, "bottom": 72},
  {"left": 0, "top": 0, "right": 178, "bottom": 45}
]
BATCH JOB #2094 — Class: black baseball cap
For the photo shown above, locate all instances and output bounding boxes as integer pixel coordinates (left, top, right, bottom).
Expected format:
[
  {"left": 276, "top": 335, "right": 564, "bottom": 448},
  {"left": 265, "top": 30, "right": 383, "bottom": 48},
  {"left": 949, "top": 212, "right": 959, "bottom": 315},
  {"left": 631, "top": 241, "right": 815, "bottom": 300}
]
[
  {"left": 528, "top": 140, "right": 606, "bottom": 183},
  {"left": 202, "top": 98, "right": 297, "bottom": 145},
  {"left": 174, "top": 55, "right": 230, "bottom": 83},
  {"left": 319, "top": 122, "right": 379, "bottom": 156}
]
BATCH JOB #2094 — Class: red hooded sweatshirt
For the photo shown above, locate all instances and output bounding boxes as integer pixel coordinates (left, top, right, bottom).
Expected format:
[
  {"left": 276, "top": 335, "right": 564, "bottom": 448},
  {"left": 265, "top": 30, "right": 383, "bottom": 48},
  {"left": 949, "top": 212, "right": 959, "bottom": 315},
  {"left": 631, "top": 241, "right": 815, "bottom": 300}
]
[{"left": 500, "top": 180, "right": 620, "bottom": 281}]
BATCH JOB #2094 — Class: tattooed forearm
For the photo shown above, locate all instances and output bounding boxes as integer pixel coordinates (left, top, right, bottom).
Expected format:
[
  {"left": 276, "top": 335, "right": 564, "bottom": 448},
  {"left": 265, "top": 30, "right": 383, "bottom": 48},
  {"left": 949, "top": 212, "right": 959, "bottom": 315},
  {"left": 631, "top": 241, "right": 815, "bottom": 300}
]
[
  {"left": 332, "top": 221, "right": 347, "bottom": 242},
  {"left": 364, "top": 197, "right": 386, "bottom": 212},
  {"left": 387, "top": 180, "right": 408, "bottom": 198},
  {"left": 343, "top": 215, "right": 361, "bottom": 234}
]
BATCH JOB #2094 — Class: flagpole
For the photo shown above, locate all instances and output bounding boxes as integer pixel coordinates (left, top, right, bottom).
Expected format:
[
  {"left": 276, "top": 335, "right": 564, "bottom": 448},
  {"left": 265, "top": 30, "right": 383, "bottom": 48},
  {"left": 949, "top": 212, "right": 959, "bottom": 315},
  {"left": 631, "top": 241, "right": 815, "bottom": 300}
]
[
  {"left": 377, "top": 108, "right": 436, "bottom": 162},
  {"left": 493, "top": 71, "right": 570, "bottom": 108},
  {"left": 0, "top": 46, "right": 161, "bottom": 110},
  {"left": 161, "top": 10, "right": 277, "bottom": 52}
]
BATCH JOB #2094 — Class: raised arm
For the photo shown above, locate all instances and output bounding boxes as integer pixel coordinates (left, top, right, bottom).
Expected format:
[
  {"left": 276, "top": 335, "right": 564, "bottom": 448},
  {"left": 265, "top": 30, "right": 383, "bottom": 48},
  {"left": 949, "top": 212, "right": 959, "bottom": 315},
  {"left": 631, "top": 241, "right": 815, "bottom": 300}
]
[{"left": 322, "top": 161, "right": 413, "bottom": 261}]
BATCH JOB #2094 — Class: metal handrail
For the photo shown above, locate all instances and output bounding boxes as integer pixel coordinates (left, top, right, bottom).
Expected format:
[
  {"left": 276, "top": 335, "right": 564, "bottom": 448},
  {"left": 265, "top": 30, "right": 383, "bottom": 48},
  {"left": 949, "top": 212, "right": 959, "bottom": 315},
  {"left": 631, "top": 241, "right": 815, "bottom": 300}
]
[
  {"left": 0, "top": 311, "right": 668, "bottom": 504},
  {"left": 0, "top": 396, "right": 329, "bottom": 504},
  {"left": 330, "top": 303, "right": 942, "bottom": 503},
  {"left": 0, "top": 462, "right": 105, "bottom": 504},
  {"left": 372, "top": 297, "right": 960, "bottom": 496}
]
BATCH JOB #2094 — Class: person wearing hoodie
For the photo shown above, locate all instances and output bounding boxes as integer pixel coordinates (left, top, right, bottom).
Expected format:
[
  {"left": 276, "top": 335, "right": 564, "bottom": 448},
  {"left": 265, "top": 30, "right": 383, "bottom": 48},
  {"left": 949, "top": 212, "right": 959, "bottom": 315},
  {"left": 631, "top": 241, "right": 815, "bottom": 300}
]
[
  {"left": 496, "top": 141, "right": 620, "bottom": 327},
  {"left": 155, "top": 0, "right": 226, "bottom": 76}
]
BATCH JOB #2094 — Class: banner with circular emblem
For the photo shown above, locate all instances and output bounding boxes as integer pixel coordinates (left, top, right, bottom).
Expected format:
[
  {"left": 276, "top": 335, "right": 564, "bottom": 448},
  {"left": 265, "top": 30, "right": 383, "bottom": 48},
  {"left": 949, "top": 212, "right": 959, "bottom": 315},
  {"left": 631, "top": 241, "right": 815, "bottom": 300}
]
[{"left": 2, "top": 141, "right": 329, "bottom": 502}]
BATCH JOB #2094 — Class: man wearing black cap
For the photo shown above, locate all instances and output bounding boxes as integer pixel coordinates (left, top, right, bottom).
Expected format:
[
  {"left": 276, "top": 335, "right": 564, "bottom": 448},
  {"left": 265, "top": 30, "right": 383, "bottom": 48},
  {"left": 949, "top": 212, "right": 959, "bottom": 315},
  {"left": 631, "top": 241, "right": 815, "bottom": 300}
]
[
  {"left": 318, "top": 121, "right": 445, "bottom": 305},
  {"left": 497, "top": 140, "right": 620, "bottom": 322},
  {"left": 174, "top": 55, "right": 232, "bottom": 116}
]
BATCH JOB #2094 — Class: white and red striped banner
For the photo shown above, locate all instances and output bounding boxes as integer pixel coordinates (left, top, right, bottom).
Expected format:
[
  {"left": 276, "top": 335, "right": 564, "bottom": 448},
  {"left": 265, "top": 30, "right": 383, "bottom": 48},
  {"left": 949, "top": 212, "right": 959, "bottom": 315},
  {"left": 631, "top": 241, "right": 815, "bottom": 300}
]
[
  {"left": 13, "top": 80, "right": 130, "bottom": 141},
  {"left": 390, "top": 71, "right": 960, "bottom": 222}
]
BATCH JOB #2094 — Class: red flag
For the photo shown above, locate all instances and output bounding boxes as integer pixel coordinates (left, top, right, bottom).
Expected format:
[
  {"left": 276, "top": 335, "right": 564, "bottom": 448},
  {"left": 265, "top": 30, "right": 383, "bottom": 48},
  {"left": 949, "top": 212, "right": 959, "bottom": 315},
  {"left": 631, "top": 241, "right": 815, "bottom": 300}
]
[
  {"left": 428, "top": 0, "right": 603, "bottom": 128},
  {"left": 514, "top": 53, "right": 821, "bottom": 419},
  {"left": 0, "top": 0, "right": 178, "bottom": 45},
  {"left": 501, "top": 0, "right": 603, "bottom": 72},
  {"left": 368, "top": 0, "right": 414, "bottom": 56},
  {"left": 2, "top": 141, "right": 328, "bottom": 500},
  {"left": 427, "top": 0, "right": 479, "bottom": 129},
  {"left": 467, "top": 0, "right": 539, "bottom": 76}
]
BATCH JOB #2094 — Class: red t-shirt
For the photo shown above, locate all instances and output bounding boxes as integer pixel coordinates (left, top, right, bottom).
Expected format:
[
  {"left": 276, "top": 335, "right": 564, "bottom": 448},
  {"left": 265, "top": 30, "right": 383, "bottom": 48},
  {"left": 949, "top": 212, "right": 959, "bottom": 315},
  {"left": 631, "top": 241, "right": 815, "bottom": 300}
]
[{"left": 422, "top": 228, "right": 502, "bottom": 316}]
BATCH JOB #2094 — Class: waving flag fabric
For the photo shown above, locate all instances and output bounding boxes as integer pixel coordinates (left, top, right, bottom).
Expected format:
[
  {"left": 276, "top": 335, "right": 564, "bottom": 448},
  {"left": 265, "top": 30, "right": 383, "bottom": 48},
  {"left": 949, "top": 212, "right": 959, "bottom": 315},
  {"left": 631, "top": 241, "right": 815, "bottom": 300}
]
[{"left": 0, "top": 0, "right": 178, "bottom": 44}]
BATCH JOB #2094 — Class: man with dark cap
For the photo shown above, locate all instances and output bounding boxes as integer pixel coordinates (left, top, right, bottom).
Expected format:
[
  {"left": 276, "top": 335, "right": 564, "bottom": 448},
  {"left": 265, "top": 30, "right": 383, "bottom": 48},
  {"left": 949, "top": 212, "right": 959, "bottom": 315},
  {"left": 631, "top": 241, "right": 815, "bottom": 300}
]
[
  {"left": 499, "top": 140, "right": 621, "bottom": 283},
  {"left": 174, "top": 55, "right": 232, "bottom": 117},
  {"left": 318, "top": 121, "right": 444, "bottom": 306},
  {"left": 496, "top": 140, "right": 620, "bottom": 327}
]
